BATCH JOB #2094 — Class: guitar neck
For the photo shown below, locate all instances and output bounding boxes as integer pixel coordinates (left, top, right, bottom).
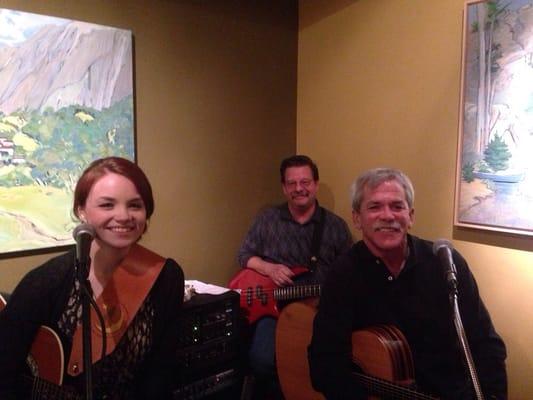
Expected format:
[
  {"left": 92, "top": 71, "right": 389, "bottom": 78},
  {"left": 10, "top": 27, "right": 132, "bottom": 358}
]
[
  {"left": 354, "top": 372, "right": 438, "bottom": 400},
  {"left": 274, "top": 284, "right": 321, "bottom": 301},
  {"left": 21, "top": 374, "right": 81, "bottom": 400}
]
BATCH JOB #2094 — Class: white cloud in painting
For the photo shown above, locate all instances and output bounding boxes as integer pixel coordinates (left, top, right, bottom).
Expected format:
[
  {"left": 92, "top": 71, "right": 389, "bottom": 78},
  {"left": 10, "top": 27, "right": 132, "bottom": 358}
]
[{"left": 0, "top": 8, "right": 68, "bottom": 47}]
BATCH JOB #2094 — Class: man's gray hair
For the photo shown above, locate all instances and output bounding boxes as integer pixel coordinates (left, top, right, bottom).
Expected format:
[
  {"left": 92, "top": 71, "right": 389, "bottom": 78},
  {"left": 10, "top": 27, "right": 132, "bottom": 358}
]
[{"left": 350, "top": 167, "right": 415, "bottom": 211}]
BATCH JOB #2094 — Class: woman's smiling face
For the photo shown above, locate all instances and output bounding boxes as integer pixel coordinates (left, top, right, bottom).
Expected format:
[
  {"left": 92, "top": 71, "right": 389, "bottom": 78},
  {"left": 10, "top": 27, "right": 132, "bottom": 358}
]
[{"left": 77, "top": 172, "right": 147, "bottom": 251}]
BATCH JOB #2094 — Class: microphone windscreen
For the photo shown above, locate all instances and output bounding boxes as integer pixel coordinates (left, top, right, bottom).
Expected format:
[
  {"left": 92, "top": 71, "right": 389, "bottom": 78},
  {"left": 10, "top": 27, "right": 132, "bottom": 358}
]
[
  {"left": 432, "top": 238, "right": 453, "bottom": 255},
  {"left": 73, "top": 223, "right": 95, "bottom": 240}
]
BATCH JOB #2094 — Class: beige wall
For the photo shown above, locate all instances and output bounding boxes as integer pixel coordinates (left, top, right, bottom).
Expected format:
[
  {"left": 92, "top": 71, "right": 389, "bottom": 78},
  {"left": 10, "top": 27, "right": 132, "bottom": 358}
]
[
  {"left": 0, "top": 1, "right": 297, "bottom": 289},
  {"left": 298, "top": 0, "right": 532, "bottom": 399}
]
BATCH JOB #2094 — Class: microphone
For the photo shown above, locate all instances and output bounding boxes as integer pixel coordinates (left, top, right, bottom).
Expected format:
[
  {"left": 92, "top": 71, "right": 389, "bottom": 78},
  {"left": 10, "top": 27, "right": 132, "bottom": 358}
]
[
  {"left": 73, "top": 223, "right": 95, "bottom": 268},
  {"left": 432, "top": 239, "right": 458, "bottom": 290}
]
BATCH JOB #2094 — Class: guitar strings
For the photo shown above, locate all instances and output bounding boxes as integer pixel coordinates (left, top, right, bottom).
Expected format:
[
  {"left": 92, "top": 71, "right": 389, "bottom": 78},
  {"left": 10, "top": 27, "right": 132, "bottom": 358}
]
[{"left": 355, "top": 371, "right": 438, "bottom": 400}]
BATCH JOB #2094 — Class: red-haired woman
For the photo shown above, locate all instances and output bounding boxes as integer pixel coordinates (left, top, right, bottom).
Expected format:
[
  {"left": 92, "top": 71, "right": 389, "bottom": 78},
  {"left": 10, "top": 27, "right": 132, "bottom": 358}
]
[{"left": 0, "top": 157, "right": 184, "bottom": 399}]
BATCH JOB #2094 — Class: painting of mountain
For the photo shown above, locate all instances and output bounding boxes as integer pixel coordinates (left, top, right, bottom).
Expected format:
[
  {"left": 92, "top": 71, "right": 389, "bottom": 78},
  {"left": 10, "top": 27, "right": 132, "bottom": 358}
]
[{"left": 0, "top": 8, "right": 134, "bottom": 253}]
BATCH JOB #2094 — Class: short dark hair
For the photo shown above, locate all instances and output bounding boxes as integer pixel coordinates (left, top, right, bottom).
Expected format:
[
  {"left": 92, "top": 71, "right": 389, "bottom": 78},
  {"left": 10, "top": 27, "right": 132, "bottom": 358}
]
[
  {"left": 279, "top": 155, "right": 319, "bottom": 183},
  {"left": 73, "top": 156, "right": 154, "bottom": 220}
]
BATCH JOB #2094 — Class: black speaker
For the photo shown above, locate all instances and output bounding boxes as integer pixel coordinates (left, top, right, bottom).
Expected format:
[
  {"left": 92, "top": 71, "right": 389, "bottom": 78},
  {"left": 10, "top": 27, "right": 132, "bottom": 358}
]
[{"left": 174, "top": 291, "right": 245, "bottom": 400}]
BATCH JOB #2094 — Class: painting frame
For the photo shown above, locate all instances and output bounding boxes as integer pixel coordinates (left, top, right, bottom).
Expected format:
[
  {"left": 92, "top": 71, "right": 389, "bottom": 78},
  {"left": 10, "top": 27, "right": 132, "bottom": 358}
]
[
  {"left": 455, "top": 0, "right": 533, "bottom": 237},
  {"left": 0, "top": 8, "right": 135, "bottom": 255}
]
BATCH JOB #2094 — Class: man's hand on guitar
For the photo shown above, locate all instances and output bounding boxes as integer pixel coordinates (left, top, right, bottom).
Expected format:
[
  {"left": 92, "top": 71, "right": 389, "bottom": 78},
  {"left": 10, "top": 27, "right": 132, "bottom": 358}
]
[
  {"left": 245, "top": 256, "right": 296, "bottom": 287},
  {"left": 266, "top": 264, "right": 295, "bottom": 287}
]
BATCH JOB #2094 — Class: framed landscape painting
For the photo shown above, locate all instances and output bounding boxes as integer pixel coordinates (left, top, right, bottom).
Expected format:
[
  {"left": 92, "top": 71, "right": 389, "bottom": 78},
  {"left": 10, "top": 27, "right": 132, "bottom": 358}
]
[
  {"left": 0, "top": 8, "right": 134, "bottom": 254},
  {"left": 455, "top": 0, "right": 533, "bottom": 236}
]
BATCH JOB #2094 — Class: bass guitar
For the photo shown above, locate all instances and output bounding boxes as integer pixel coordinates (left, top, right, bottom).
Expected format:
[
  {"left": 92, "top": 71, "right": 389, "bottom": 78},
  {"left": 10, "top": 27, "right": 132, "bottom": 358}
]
[
  {"left": 228, "top": 266, "right": 320, "bottom": 324},
  {"left": 0, "top": 295, "right": 80, "bottom": 399},
  {"left": 275, "top": 299, "right": 439, "bottom": 400}
]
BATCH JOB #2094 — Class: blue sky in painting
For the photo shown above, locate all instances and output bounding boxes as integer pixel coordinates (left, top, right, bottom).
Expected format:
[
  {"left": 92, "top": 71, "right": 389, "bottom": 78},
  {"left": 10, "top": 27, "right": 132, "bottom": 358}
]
[
  {"left": 0, "top": 8, "right": 68, "bottom": 47},
  {"left": 513, "top": 0, "right": 533, "bottom": 8}
]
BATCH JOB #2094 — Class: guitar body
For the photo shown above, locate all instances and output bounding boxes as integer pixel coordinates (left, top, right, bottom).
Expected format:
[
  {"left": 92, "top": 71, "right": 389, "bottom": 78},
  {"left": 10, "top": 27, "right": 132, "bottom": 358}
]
[
  {"left": 275, "top": 298, "right": 324, "bottom": 400},
  {"left": 21, "top": 326, "right": 80, "bottom": 399},
  {"left": 351, "top": 325, "right": 415, "bottom": 400},
  {"left": 276, "top": 301, "right": 438, "bottom": 400},
  {"left": 27, "top": 326, "right": 65, "bottom": 386},
  {"left": 1, "top": 295, "right": 79, "bottom": 399},
  {"left": 229, "top": 266, "right": 318, "bottom": 324}
]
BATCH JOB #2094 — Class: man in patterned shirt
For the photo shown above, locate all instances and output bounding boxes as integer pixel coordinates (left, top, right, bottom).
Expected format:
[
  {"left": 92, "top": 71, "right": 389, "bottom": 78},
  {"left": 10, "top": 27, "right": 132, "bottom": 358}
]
[{"left": 237, "top": 154, "right": 352, "bottom": 399}]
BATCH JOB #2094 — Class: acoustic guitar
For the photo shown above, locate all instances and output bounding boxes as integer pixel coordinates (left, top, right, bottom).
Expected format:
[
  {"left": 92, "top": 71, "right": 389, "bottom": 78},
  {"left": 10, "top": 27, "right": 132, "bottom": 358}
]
[
  {"left": 0, "top": 295, "right": 80, "bottom": 399},
  {"left": 228, "top": 266, "right": 320, "bottom": 324},
  {"left": 275, "top": 299, "right": 439, "bottom": 400}
]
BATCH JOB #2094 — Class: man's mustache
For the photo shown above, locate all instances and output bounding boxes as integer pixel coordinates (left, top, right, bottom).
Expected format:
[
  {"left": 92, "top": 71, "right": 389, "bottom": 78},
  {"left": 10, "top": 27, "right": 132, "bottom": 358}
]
[
  {"left": 291, "top": 190, "right": 309, "bottom": 196},
  {"left": 373, "top": 223, "right": 401, "bottom": 231}
]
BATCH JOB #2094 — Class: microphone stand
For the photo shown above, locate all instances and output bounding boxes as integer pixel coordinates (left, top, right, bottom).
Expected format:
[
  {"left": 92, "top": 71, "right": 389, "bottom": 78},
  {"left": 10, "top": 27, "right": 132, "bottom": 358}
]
[
  {"left": 76, "top": 257, "right": 94, "bottom": 400},
  {"left": 446, "top": 276, "right": 484, "bottom": 400}
]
